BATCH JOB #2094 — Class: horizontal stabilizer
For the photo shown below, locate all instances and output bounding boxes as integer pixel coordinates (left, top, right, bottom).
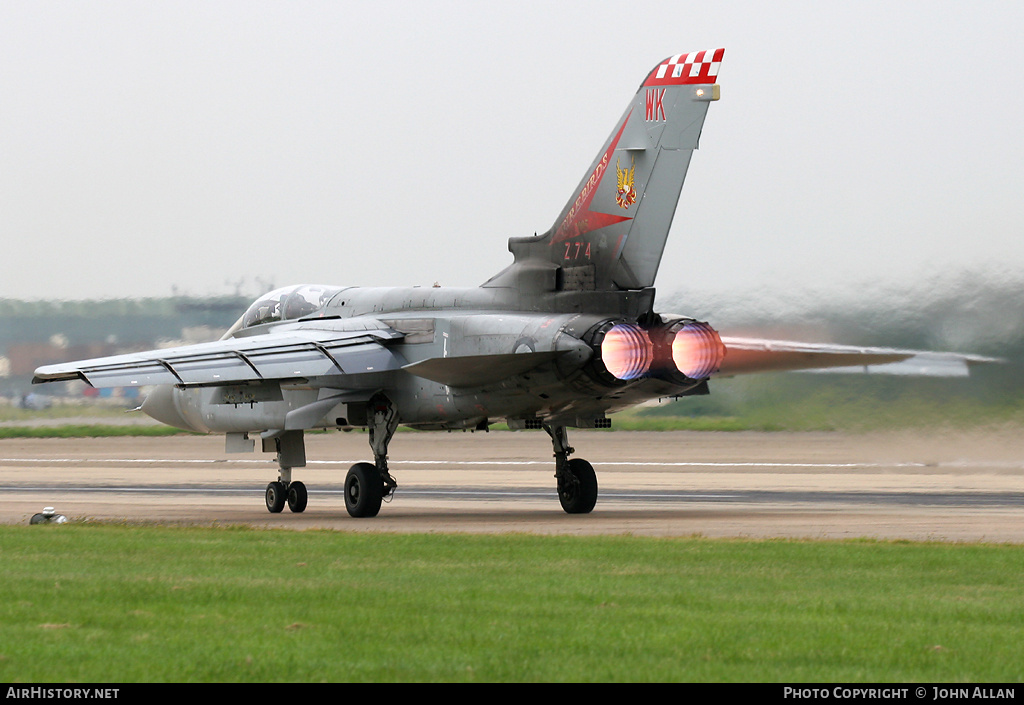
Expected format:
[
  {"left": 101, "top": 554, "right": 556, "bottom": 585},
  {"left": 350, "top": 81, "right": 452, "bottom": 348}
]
[
  {"left": 717, "top": 337, "right": 999, "bottom": 377},
  {"left": 403, "top": 351, "right": 564, "bottom": 387}
]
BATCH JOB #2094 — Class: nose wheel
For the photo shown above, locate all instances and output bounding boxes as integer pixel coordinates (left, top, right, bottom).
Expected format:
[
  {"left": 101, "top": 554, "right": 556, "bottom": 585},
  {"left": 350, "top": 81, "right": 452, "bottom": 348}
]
[
  {"left": 287, "top": 481, "right": 307, "bottom": 513},
  {"left": 266, "top": 481, "right": 286, "bottom": 513},
  {"left": 263, "top": 430, "right": 309, "bottom": 514},
  {"left": 266, "top": 480, "right": 307, "bottom": 513}
]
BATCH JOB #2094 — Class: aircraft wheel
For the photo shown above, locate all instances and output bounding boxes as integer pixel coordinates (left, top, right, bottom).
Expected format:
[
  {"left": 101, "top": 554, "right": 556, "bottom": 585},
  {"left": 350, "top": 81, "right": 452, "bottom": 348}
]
[
  {"left": 29, "top": 513, "right": 47, "bottom": 525},
  {"left": 345, "top": 462, "right": 383, "bottom": 518},
  {"left": 558, "top": 458, "right": 598, "bottom": 514},
  {"left": 265, "top": 481, "right": 286, "bottom": 513},
  {"left": 287, "top": 481, "right": 308, "bottom": 513}
]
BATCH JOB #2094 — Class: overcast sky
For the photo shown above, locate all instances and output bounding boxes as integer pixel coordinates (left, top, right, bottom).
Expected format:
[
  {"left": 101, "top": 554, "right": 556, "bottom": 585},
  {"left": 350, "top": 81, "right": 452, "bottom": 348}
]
[{"left": 2, "top": 1, "right": 1022, "bottom": 307}]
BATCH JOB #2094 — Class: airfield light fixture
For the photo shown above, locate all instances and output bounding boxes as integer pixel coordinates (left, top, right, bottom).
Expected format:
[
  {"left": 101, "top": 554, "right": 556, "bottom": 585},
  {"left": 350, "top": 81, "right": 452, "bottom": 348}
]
[{"left": 29, "top": 507, "right": 68, "bottom": 525}]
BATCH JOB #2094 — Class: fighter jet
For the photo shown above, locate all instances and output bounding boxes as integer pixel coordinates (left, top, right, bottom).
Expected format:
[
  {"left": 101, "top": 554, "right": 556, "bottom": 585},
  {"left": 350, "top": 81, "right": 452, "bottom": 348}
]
[{"left": 33, "top": 49, "right": 993, "bottom": 518}]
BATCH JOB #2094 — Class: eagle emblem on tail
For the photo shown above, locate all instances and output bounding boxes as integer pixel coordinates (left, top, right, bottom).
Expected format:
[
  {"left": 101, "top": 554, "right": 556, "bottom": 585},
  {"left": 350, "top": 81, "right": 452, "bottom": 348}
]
[{"left": 615, "top": 157, "right": 636, "bottom": 209}]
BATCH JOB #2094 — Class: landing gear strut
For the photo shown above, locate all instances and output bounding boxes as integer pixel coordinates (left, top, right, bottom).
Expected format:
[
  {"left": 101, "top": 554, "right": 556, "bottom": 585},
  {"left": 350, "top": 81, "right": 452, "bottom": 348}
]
[
  {"left": 345, "top": 393, "right": 399, "bottom": 518},
  {"left": 264, "top": 430, "right": 308, "bottom": 514},
  {"left": 545, "top": 424, "right": 598, "bottom": 514}
]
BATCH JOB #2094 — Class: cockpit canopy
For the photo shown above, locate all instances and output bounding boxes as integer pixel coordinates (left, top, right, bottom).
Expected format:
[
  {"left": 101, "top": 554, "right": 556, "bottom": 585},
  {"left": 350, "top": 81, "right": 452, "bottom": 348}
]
[{"left": 240, "top": 285, "right": 343, "bottom": 329}]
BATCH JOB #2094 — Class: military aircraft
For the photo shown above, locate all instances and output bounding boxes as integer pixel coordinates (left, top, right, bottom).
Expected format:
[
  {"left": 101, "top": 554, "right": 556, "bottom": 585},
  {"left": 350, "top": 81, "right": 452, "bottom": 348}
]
[{"left": 33, "top": 49, "right": 994, "bottom": 518}]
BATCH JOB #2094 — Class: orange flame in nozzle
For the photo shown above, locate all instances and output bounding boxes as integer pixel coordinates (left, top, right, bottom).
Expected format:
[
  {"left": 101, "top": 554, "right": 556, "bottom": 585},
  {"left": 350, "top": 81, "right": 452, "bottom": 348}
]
[
  {"left": 600, "top": 324, "right": 654, "bottom": 380},
  {"left": 671, "top": 322, "right": 725, "bottom": 379}
]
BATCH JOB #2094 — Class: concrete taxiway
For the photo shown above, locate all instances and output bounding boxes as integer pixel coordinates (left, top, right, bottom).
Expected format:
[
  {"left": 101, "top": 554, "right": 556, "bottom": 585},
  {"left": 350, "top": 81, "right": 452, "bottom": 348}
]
[{"left": 3, "top": 429, "right": 1024, "bottom": 542}]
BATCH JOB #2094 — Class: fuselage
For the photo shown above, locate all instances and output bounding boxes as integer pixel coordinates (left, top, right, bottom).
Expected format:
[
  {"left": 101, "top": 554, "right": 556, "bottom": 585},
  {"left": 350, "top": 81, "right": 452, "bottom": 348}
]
[{"left": 141, "top": 283, "right": 721, "bottom": 434}]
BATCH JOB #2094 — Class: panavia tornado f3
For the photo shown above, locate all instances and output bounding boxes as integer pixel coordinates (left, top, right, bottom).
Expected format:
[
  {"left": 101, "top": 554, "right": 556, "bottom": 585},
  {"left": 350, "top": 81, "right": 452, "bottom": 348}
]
[{"left": 33, "top": 49, "right": 994, "bottom": 517}]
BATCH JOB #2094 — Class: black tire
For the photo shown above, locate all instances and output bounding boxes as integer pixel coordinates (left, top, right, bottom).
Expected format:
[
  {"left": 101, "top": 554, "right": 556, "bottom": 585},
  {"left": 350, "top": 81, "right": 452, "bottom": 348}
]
[
  {"left": 345, "top": 463, "right": 383, "bottom": 518},
  {"left": 265, "top": 481, "right": 286, "bottom": 513},
  {"left": 29, "top": 513, "right": 47, "bottom": 525},
  {"left": 558, "top": 458, "right": 598, "bottom": 514},
  {"left": 287, "top": 481, "right": 308, "bottom": 513}
]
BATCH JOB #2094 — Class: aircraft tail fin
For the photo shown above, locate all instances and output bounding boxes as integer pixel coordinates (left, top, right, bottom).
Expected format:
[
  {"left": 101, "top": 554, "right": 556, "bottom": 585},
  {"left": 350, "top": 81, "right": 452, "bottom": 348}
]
[{"left": 487, "top": 49, "right": 723, "bottom": 294}]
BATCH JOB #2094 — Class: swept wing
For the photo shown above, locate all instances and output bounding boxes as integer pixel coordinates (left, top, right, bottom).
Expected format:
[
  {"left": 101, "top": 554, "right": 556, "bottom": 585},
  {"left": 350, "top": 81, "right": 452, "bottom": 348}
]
[{"left": 32, "top": 321, "right": 405, "bottom": 388}]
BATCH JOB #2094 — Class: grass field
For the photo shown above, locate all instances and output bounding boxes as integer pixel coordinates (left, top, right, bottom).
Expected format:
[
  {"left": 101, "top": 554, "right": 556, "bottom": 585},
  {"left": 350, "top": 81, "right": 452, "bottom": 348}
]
[{"left": 1, "top": 524, "right": 1021, "bottom": 682}]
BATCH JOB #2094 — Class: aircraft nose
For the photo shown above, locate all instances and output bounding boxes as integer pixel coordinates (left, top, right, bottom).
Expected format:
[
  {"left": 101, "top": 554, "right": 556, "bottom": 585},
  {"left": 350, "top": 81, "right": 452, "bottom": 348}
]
[{"left": 141, "top": 385, "right": 198, "bottom": 432}]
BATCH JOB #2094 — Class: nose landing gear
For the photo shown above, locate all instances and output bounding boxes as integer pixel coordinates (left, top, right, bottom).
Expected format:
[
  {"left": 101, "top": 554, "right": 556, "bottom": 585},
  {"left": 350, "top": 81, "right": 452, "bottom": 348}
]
[{"left": 264, "top": 430, "right": 308, "bottom": 514}]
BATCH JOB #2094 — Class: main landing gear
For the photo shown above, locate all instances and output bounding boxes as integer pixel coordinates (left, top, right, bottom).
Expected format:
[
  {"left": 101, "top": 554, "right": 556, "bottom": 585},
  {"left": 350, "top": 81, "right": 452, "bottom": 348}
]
[
  {"left": 545, "top": 424, "right": 598, "bottom": 514},
  {"left": 344, "top": 393, "right": 399, "bottom": 518},
  {"left": 339, "top": 416, "right": 598, "bottom": 517},
  {"left": 258, "top": 400, "right": 597, "bottom": 518}
]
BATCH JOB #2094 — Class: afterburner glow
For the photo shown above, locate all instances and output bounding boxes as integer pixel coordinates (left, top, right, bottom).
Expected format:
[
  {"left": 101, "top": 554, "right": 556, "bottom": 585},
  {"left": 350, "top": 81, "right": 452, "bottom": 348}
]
[
  {"left": 671, "top": 322, "right": 725, "bottom": 378},
  {"left": 601, "top": 324, "right": 653, "bottom": 380}
]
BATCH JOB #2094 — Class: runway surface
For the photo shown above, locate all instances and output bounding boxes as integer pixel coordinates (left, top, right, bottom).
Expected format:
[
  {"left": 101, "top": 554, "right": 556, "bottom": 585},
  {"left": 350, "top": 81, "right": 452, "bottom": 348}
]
[{"left": 3, "top": 429, "right": 1024, "bottom": 542}]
